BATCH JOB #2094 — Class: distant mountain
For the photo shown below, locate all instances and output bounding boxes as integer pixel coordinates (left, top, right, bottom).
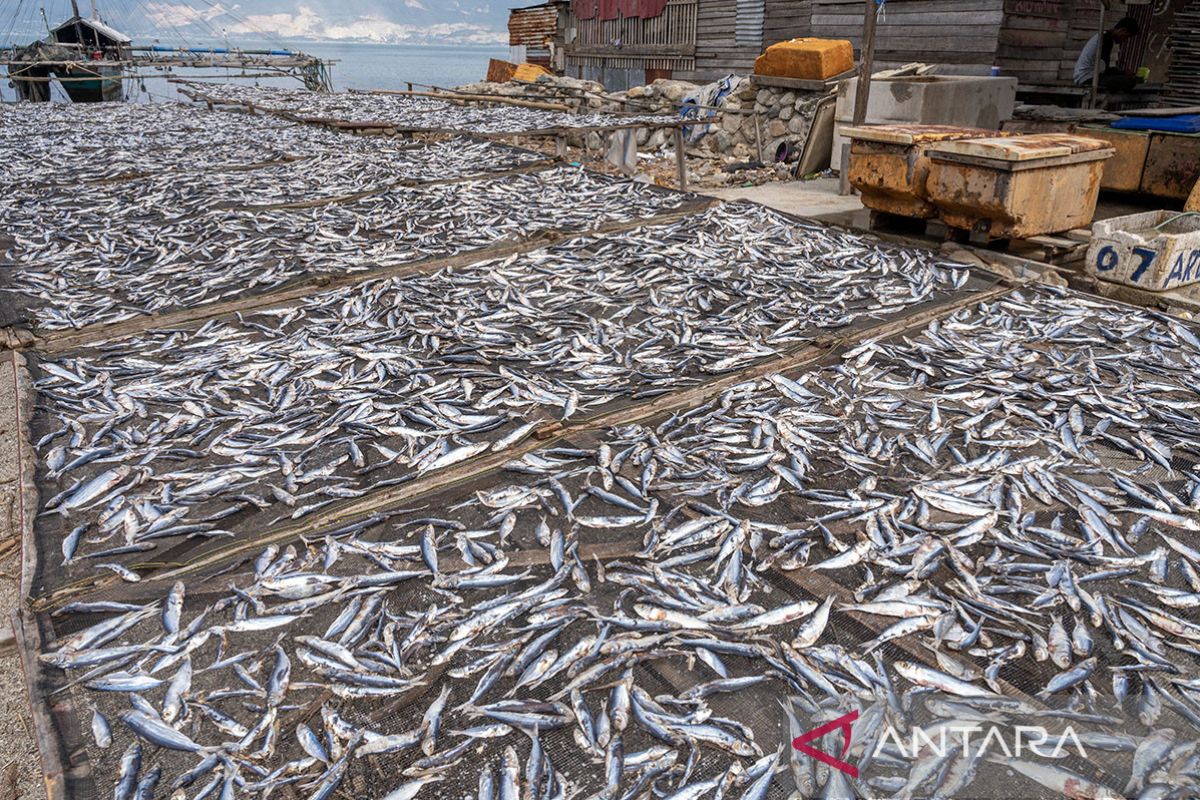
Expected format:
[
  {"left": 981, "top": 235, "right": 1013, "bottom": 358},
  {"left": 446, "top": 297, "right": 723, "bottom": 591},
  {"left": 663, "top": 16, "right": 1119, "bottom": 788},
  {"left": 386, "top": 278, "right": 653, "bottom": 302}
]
[{"left": 131, "top": 1, "right": 512, "bottom": 46}]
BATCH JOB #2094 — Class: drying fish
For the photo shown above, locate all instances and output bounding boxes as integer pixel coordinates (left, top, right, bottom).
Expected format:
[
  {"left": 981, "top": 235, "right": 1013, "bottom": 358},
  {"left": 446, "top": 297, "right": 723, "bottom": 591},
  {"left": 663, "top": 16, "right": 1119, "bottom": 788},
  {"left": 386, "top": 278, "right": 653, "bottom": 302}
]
[
  {"left": 30, "top": 202, "right": 959, "bottom": 573},
  {"left": 181, "top": 81, "right": 678, "bottom": 135},
  {"left": 5, "top": 165, "right": 688, "bottom": 331},
  {"left": 22, "top": 102, "right": 1200, "bottom": 800}
]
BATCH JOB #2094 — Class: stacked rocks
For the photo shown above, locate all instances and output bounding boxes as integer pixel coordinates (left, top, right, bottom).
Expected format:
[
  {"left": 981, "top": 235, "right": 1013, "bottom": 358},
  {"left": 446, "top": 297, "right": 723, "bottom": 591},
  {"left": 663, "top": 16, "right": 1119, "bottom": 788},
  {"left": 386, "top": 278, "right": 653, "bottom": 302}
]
[{"left": 457, "top": 73, "right": 829, "bottom": 160}]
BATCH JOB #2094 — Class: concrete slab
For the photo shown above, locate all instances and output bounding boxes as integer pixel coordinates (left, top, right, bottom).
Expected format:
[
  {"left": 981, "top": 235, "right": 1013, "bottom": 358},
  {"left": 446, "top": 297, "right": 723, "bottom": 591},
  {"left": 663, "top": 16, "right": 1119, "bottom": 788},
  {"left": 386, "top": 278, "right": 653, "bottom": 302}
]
[
  {"left": 706, "top": 178, "right": 1176, "bottom": 241},
  {"left": 703, "top": 177, "right": 869, "bottom": 226}
]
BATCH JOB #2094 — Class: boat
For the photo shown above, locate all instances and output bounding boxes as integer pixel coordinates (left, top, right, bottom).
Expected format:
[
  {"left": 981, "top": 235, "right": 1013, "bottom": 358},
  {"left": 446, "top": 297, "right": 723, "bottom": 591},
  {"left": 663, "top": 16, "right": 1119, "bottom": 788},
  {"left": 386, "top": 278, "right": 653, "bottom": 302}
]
[
  {"left": 2, "top": 0, "right": 331, "bottom": 103},
  {"left": 9, "top": 2, "right": 129, "bottom": 102}
]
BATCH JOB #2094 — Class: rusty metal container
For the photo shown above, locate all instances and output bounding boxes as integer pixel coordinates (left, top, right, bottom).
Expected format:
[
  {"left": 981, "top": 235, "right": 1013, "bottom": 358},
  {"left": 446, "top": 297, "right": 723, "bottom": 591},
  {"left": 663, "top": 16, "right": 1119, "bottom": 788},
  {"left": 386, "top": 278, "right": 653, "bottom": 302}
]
[
  {"left": 926, "top": 134, "right": 1114, "bottom": 239},
  {"left": 1078, "top": 126, "right": 1150, "bottom": 193},
  {"left": 1141, "top": 132, "right": 1200, "bottom": 200},
  {"left": 843, "top": 124, "right": 1000, "bottom": 218}
]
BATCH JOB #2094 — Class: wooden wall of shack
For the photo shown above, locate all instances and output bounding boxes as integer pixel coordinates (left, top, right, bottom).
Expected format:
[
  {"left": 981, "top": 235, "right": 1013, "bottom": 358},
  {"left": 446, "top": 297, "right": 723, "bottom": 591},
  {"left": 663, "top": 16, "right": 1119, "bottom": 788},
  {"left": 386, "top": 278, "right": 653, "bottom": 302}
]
[
  {"left": 995, "top": 0, "right": 1130, "bottom": 86},
  {"left": 683, "top": 0, "right": 811, "bottom": 80},
  {"left": 559, "top": 0, "right": 1163, "bottom": 89},
  {"left": 810, "top": 0, "right": 1002, "bottom": 71}
]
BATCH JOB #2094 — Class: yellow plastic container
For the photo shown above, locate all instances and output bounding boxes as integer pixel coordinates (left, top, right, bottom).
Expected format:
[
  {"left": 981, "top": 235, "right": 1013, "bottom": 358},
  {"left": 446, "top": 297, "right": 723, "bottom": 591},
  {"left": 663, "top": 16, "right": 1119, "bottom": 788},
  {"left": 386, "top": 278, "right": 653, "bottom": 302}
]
[
  {"left": 754, "top": 38, "right": 854, "bottom": 81},
  {"left": 513, "top": 63, "right": 553, "bottom": 82},
  {"left": 926, "top": 134, "right": 1114, "bottom": 239}
]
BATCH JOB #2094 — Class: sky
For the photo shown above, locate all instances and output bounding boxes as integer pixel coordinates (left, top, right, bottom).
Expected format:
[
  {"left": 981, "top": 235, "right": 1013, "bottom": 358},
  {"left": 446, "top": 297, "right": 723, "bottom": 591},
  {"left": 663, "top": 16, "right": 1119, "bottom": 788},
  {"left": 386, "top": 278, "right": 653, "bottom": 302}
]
[{"left": 6, "top": 1, "right": 515, "bottom": 46}]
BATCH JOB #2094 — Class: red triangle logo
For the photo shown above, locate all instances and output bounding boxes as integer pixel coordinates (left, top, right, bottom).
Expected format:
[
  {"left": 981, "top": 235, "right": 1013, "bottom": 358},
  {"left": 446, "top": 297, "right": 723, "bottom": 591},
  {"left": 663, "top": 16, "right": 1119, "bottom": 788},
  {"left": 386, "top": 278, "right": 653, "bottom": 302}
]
[{"left": 792, "top": 709, "right": 859, "bottom": 779}]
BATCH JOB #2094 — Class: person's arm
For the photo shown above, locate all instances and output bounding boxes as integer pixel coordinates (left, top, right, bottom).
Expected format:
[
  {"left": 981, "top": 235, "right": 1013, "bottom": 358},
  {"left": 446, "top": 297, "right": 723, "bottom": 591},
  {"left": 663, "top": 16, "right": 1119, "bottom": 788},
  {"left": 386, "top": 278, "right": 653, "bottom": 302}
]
[{"left": 1074, "top": 34, "right": 1101, "bottom": 85}]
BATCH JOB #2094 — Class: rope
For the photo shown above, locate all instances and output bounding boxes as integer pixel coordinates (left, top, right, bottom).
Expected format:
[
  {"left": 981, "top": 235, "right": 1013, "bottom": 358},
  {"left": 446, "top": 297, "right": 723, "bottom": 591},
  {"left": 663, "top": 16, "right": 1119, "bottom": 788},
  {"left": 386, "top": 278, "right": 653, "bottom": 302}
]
[{"left": 1153, "top": 211, "right": 1200, "bottom": 231}]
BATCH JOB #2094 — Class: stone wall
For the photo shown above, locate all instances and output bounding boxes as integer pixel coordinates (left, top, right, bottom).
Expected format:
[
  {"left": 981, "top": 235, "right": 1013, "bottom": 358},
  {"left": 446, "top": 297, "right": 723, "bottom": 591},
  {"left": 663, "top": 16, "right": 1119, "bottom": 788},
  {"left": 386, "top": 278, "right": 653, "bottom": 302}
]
[{"left": 456, "top": 74, "right": 829, "bottom": 160}]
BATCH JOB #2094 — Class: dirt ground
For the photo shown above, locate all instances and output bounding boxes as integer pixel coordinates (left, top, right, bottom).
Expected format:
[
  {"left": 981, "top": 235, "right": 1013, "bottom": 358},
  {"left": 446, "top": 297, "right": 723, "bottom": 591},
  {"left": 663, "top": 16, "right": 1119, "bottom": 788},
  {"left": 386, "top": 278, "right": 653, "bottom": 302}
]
[{"left": 0, "top": 354, "right": 45, "bottom": 800}]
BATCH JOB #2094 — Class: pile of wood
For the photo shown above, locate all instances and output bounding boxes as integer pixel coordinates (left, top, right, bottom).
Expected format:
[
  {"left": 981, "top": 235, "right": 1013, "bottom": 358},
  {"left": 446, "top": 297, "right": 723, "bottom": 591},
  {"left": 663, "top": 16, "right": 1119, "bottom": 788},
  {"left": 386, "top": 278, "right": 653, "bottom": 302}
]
[{"left": 1164, "top": 0, "right": 1200, "bottom": 106}]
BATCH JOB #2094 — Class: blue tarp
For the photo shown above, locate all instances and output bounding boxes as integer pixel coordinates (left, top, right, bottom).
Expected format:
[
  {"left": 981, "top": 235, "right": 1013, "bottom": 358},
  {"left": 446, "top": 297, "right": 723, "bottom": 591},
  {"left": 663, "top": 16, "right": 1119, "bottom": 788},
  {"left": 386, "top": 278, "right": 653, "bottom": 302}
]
[
  {"left": 1111, "top": 115, "right": 1200, "bottom": 133},
  {"left": 680, "top": 75, "right": 737, "bottom": 144}
]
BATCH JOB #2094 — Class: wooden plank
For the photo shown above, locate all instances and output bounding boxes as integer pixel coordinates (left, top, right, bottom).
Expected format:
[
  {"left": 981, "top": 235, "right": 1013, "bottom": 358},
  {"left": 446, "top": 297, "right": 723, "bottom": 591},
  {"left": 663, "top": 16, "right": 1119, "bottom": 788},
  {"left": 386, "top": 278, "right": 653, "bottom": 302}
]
[
  {"left": 808, "top": 32, "right": 1000, "bottom": 52},
  {"left": 674, "top": 127, "right": 688, "bottom": 191},
  {"left": 764, "top": 0, "right": 812, "bottom": 41},
  {"left": 365, "top": 88, "right": 572, "bottom": 112},
  {"left": 854, "top": 0, "right": 878, "bottom": 127},
  {"left": 813, "top": 14, "right": 1003, "bottom": 27},
  {"left": 12, "top": 610, "right": 66, "bottom": 800},
  {"left": 750, "top": 69, "right": 856, "bottom": 91},
  {"left": 566, "top": 44, "right": 697, "bottom": 57},
  {"left": 807, "top": 0, "right": 1003, "bottom": 71},
  {"left": 9, "top": 351, "right": 72, "bottom": 800}
]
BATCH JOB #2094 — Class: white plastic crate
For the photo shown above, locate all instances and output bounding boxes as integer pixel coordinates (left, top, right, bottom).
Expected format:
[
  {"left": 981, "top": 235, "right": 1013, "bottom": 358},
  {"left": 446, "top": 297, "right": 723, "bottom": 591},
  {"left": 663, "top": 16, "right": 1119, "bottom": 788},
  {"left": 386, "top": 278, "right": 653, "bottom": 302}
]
[{"left": 1088, "top": 210, "right": 1200, "bottom": 292}]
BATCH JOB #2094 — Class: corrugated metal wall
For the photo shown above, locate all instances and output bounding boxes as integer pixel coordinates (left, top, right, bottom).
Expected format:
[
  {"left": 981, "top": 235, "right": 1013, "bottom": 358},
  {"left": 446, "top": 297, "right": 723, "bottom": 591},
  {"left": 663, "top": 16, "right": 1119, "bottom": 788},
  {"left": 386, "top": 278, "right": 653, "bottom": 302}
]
[
  {"left": 510, "top": 3, "right": 563, "bottom": 69},
  {"left": 735, "top": 0, "right": 766, "bottom": 46}
]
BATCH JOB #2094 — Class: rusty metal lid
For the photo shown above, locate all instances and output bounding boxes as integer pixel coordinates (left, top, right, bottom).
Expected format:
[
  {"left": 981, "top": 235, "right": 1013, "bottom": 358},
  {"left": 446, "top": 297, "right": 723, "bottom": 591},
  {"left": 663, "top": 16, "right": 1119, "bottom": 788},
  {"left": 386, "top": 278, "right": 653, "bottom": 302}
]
[
  {"left": 841, "top": 124, "right": 1000, "bottom": 145},
  {"left": 927, "top": 133, "right": 1114, "bottom": 162}
]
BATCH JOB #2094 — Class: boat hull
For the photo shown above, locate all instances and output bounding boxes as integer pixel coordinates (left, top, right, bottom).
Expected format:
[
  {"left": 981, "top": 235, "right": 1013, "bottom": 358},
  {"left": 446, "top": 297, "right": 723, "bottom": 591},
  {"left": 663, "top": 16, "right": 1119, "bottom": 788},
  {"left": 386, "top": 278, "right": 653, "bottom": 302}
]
[{"left": 57, "top": 63, "right": 123, "bottom": 103}]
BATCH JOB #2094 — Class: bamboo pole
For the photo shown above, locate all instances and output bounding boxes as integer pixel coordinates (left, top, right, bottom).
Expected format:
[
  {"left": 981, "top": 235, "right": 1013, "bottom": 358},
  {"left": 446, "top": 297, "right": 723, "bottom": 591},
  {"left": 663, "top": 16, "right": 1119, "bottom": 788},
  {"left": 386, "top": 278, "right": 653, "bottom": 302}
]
[
  {"left": 365, "top": 87, "right": 572, "bottom": 112},
  {"left": 674, "top": 126, "right": 688, "bottom": 191},
  {"left": 1089, "top": 0, "right": 1110, "bottom": 110}
]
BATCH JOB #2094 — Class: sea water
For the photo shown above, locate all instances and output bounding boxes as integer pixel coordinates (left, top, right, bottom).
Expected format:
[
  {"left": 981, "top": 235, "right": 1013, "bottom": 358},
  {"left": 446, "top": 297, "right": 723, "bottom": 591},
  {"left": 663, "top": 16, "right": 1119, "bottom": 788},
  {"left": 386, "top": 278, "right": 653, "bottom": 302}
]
[{"left": 1, "top": 41, "right": 509, "bottom": 102}]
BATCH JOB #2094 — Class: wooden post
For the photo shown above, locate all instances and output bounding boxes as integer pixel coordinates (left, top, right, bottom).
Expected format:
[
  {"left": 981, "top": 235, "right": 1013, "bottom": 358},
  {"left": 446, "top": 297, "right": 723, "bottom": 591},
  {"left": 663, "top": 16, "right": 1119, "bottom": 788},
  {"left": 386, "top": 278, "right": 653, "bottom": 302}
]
[
  {"left": 1089, "top": 1, "right": 1109, "bottom": 109},
  {"left": 843, "top": 0, "right": 879, "bottom": 194},
  {"left": 673, "top": 127, "right": 688, "bottom": 192},
  {"left": 852, "top": 0, "right": 879, "bottom": 126}
]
